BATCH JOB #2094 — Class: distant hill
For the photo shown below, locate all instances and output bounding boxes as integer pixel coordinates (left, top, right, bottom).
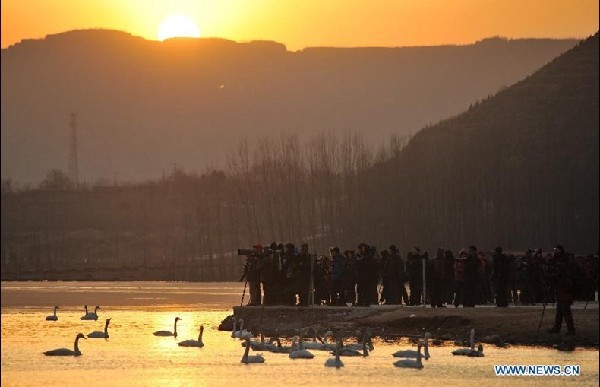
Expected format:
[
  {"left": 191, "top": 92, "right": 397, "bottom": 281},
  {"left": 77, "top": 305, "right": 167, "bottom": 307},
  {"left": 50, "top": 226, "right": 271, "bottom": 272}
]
[
  {"left": 1, "top": 29, "right": 577, "bottom": 184},
  {"left": 367, "top": 33, "right": 599, "bottom": 252}
]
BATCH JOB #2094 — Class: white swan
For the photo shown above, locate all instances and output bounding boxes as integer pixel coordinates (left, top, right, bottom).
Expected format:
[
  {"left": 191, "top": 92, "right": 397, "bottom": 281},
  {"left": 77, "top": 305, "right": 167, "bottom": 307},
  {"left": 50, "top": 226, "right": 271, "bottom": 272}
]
[
  {"left": 178, "top": 325, "right": 205, "bottom": 347},
  {"left": 467, "top": 343, "right": 485, "bottom": 357},
  {"left": 289, "top": 336, "right": 315, "bottom": 359},
  {"left": 324, "top": 337, "right": 344, "bottom": 368},
  {"left": 268, "top": 337, "right": 296, "bottom": 354},
  {"left": 87, "top": 318, "right": 111, "bottom": 339},
  {"left": 301, "top": 334, "right": 326, "bottom": 350},
  {"left": 243, "top": 333, "right": 277, "bottom": 351},
  {"left": 232, "top": 319, "right": 253, "bottom": 339},
  {"left": 44, "top": 333, "right": 86, "bottom": 356},
  {"left": 334, "top": 332, "right": 370, "bottom": 357},
  {"left": 393, "top": 341, "right": 424, "bottom": 369},
  {"left": 241, "top": 337, "right": 265, "bottom": 364},
  {"left": 45, "top": 306, "right": 59, "bottom": 321},
  {"left": 393, "top": 332, "right": 431, "bottom": 360},
  {"left": 81, "top": 305, "right": 100, "bottom": 321},
  {"left": 154, "top": 317, "right": 181, "bottom": 337},
  {"left": 343, "top": 330, "right": 374, "bottom": 351},
  {"left": 452, "top": 328, "right": 476, "bottom": 356}
]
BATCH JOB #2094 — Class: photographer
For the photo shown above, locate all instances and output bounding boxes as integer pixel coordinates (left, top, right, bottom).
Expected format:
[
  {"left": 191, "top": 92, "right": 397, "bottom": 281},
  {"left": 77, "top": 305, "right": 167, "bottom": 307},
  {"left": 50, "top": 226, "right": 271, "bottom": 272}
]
[
  {"left": 293, "top": 243, "right": 312, "bottom": 306},
  {"left": 492, "top": 247, "right": 510, "bottom": 307},
  {"left": 343, "top": 250, "right": 358, "bottom": 305},
  {"left": 548, "top": 245, "right": 576, "bottom": 335},
  {"left": 259, "top": 243, "right": 279, "bottom": 306},
  {"left": 453, "top": 249, "right": 468, "bottom": 307},
  {"left": 355, "top": 243, "right": 372, "bottom": 306},
  {"left": 240, "top": 244, "right": 263, "bottom": 306},
  {"left": 381, "top": 245, "right": 403, "bottom": 305},
  {"left": 330, "top": 247, "right": 346, "bottom": 305},
  {"left": 406, "top": 247, "right": 424, "bottom": 305}
]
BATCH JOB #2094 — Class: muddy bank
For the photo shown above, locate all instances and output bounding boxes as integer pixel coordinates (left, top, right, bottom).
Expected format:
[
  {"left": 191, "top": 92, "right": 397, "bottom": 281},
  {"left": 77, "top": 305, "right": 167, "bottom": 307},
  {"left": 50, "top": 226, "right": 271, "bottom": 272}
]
[{"left": 220, "top": 304, "right": 599, "bottom": 349}]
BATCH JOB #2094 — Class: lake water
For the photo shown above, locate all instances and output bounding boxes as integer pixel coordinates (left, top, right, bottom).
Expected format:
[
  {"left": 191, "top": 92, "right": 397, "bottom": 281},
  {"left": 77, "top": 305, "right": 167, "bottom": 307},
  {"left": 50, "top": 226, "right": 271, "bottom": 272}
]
[{"left": 1, "top": 281, "right": 598, "bottom": 386}]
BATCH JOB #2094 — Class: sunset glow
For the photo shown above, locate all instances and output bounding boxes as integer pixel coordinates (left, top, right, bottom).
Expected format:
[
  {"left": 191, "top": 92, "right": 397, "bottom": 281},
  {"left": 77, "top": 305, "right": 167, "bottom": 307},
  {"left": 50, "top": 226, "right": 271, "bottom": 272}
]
[
  {"left": 158, "top": 14, "right": 201, "bottom": 41},
  {"left": 1, "top": 0, "right": 598, "bottom": 50}
]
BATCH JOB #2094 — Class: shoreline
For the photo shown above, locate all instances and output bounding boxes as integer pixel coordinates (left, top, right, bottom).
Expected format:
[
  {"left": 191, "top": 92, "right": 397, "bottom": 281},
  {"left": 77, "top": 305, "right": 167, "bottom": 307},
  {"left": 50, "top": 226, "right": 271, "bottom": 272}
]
[{"left": 222, "top": 303, "right": 600, "bottom": 350}]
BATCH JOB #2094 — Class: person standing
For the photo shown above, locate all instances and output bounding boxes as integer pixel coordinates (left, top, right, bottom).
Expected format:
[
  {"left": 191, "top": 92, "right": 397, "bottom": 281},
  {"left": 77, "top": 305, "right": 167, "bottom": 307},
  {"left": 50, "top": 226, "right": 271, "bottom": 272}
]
[
  {"left": 548, "top": 245, "right": 576, "bottom": 335},
  {"left": 294, "top": 243, "right": 312, "bottom": 306},
  {"left": 259, "top": 243, "right": 277, "bottom": 305},
  {"left": 382, "top": 245, "right": 408, "bottom": 304},
  {"left": 443, "top": 249, "right": 456, "bottom": 304},
  {"left": 406, "top": 247, "right": 424, "bottom": 305},
  {"left": 356, "top": 243, "right": 372, "bottom": 306},
  {"left": 428, "top": 248, "right": 445, "bottom": 307},
  {"left": 493, "top": 247, "right": 510, "bottom": 307},
  {"left": 453, "top": 250, "right": 468, "bottom": 307},
  {"left": 463, "top": 246, "right": 479, "bottom": 307},
  {"left": 330, "top": 247, "right": 346, "bottom": 305},
  {"left": 343, "top": 250, "right": 357, "bottom": 305},
  {"left": 241, "top": 244, "right": 263, "bottom": 306}
]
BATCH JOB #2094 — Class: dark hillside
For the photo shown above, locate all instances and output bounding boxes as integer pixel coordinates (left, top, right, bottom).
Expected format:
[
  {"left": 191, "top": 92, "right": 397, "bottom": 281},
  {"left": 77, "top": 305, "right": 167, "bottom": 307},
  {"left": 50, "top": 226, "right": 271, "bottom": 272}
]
[{"left": 368, "top": 33, "right": 599, "bottom": 252}]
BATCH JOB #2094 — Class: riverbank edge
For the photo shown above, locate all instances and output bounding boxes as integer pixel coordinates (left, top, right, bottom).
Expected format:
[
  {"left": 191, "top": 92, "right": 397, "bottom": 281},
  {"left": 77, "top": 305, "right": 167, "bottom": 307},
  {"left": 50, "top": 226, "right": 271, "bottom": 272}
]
[{"left": 219, "top": 305, "right": 600, "bottom": 350}]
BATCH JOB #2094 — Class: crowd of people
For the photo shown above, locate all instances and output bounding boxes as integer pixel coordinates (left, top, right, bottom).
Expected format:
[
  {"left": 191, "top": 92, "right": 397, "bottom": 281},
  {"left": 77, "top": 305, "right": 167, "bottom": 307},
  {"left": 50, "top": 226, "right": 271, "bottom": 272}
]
[{"left": 240, "top": 243, "right": 598, "bottom": 313}]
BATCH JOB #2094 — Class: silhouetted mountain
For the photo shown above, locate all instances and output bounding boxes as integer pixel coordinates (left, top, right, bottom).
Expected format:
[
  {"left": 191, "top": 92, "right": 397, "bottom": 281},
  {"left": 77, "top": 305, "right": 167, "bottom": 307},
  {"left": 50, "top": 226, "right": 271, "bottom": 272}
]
[
  {"left": 1, "top": 29, "right": 577, "bottom": 183},
  {"left": 368, "top": 33, "right": 599, "bottom": 252}
]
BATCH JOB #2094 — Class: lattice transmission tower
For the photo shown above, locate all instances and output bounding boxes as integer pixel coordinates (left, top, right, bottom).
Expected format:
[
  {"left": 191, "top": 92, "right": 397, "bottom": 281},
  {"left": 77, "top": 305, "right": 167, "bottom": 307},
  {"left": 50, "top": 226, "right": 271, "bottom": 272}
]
[{"left": 68, "top": 113, "right": 79, "bottom": 187}]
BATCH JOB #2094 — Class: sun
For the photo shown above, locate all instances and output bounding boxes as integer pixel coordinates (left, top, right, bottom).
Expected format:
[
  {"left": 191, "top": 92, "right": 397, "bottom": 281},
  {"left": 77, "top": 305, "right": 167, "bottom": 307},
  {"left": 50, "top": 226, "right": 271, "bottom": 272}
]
[{"left": 158, "top": 14, "right": 201, "bottom": 41}]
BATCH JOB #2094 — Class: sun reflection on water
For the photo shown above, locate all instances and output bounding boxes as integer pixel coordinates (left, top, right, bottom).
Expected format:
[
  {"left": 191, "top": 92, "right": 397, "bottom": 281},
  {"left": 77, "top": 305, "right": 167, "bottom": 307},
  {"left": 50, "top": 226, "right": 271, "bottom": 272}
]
[{"left": 1, "top": 282, "right": 598, "bottom": 387}]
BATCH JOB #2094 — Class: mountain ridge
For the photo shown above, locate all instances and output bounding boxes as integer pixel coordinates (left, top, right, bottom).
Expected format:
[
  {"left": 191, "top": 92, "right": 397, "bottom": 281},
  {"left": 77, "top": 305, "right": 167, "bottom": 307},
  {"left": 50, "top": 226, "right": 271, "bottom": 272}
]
[{"left": 1, "top": 29, "right": 578, "bottom": 184}]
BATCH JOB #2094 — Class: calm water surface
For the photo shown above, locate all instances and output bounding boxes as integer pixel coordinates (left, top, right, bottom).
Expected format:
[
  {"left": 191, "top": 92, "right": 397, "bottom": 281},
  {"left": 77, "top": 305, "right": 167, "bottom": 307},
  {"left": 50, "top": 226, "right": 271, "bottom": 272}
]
[{"left": 1, "top": 282, "right": 598, "bottom": 386}]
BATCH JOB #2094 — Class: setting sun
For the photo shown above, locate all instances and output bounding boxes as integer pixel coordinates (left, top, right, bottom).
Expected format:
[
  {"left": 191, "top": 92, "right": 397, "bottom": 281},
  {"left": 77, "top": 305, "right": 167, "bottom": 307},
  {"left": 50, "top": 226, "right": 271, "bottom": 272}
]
[{"left": 157, "top": 14, "right": 200, "bottom": 41}]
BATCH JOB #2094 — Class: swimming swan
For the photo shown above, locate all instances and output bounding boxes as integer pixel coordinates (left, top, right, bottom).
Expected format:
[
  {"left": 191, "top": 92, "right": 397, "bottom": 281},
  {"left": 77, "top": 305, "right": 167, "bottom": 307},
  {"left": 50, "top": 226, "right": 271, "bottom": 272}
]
[
  {"left": 44, "top": 333, "right": 86, "bottom": 356},
  {"left": 87, "top": 318, "right": 111, "bottom": 339},
  {"left": 393, "top": 341, "right": 424, "bottom": 369},
  {"left": 466, "top": 343, "right": 485, "bottom": 357},
  {"left": 452, "top": 329, "right": 476, "bottom": 356},
  {"left": 289, "top": 336, "right": 315, "bottom": 359},
  {"left": 178, "top": 325, "right": 205, "bottom": 347},
  {"left": 81, "top": 305, "right": 100, "bottom": 321},
  {"left": 243, "top": 333, "right": 277, "bottom": 351},
  {"left": 241, "top": 337, "right": 265, "bottom": 364},
  {"left": 334, "top": 332, "right": 370, "bottom": 357},
  {"left": 343, "top": 330, "right": 374, "bottom": 352},
  {"left": 232, "top": 319, "right": 253, "bottom": 339},
  {"left": 301, "top": 334, "right": 327, "bottom": 350},
  {"left": 46, "top": 306, "right": 59, "bottom": 321},
  {"left": 393, "top": 332, "right": 431, "bottom": 360},
  {"left": 324, "top": 337, "right": 344, "bottom": 368},
  {"left": 268, "top": 337, "right": 296, "bottom": 354},
  {"left": 154, "top": 317, "right": 181, "bottom": 337}
]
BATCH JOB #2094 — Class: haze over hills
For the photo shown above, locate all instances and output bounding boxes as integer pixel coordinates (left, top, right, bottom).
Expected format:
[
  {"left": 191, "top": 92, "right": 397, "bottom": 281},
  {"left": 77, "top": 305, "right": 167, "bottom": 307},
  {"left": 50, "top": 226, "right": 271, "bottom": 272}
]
[
  {"left": 1, "top": 29, "right": 577, "bottom": 184},
  {"left": 368, "top": 32, "right": 599, "bottom": 252}
]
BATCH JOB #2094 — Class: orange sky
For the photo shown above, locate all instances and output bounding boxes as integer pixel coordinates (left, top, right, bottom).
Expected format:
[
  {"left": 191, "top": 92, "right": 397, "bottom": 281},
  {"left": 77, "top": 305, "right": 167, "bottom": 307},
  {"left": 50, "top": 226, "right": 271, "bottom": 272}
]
[{"left": 1, "top": 0, "right": 598, "bottom": 50}]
